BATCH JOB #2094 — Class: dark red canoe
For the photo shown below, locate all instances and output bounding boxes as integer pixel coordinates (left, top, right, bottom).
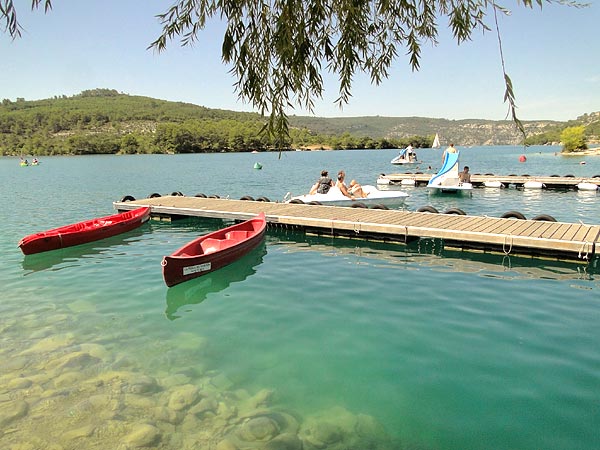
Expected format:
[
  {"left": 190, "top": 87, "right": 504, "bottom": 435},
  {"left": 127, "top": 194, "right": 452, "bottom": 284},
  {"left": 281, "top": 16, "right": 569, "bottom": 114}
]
[
  {"left": 162, "top": 212, "right": 266, "bottom": 287},
  {"left": 18, "top": 206, "right": 151, "bottom": 255}
]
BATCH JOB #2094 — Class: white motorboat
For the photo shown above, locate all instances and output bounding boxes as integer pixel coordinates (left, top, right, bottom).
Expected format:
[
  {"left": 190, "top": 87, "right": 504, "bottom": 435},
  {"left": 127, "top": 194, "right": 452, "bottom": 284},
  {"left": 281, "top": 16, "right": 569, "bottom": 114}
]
[
  {"left": 390, "top": 146, "right": 418, "bottom": 165},
  {"left": 285, "top": 185, "right": 409, "bottom": 208},
  {"left": 427, "top": 150, "right": 472, "bottom": 195}
]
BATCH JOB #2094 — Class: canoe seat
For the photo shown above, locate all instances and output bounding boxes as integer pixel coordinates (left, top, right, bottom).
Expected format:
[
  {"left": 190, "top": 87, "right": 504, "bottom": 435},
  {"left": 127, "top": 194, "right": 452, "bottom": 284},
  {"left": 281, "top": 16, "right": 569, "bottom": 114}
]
[
  {"left": 225, "top": 230, "right": 249, "bottom": 240},
  {"left": 201, "top": 238, "right": 223, "bottom": 254}
]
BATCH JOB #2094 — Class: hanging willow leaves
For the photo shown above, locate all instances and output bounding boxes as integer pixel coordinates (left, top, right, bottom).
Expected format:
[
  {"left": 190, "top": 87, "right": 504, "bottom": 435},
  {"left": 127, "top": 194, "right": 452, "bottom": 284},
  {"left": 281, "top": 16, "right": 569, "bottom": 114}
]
[{"left": 1, "top": 0, "right": 589, "bottom": 148}]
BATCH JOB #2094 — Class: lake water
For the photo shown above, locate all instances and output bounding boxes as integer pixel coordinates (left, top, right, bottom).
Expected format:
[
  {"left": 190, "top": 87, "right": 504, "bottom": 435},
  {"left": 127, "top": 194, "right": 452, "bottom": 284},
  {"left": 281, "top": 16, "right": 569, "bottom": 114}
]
[{"left": 1, "top": 146, "right": 599, "bottom": 450}]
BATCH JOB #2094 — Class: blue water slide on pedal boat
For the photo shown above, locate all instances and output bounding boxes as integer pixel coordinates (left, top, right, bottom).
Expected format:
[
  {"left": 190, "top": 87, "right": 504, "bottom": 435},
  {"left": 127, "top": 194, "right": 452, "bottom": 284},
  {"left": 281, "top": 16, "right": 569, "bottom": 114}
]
[{"left": 427, "top": 150, "right": 472, "bottom": 195}]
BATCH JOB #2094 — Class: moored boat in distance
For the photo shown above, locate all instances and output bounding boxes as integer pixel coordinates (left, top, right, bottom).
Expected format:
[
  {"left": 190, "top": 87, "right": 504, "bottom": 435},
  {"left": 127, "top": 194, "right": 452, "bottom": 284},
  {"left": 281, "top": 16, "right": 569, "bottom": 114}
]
[
  {"left": 18, "top": 206, "right": 151, "bottom": 255},
  {"left": 390, "top": 146, "right": 418, "bottom": 165},
  {"left": 161, "top": 212, "right": 267, "bottom": 287}
]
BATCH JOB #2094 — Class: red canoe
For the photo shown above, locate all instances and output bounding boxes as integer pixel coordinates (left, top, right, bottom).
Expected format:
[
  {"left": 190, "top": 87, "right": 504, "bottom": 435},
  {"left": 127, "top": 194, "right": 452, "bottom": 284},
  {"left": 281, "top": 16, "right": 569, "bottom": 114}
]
[
  {"left": 18, "top": 206, "right": 151, "bottom": 255},
  {"left": 162, "top": 212, "right": 267, "bottom": 287}
]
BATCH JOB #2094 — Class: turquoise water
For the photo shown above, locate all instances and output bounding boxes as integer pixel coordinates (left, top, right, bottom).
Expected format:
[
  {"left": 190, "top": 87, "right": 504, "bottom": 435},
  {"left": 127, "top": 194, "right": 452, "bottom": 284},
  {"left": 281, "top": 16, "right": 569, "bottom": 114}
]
[{"left": 1, "top": 147, "right": 599, "bottom": 450}]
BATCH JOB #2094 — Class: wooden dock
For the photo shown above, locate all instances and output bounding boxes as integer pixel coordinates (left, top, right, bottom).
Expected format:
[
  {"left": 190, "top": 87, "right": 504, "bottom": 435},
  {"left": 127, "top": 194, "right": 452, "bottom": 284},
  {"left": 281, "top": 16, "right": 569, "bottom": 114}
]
[
  {"left": 113, "top": 196, "right": 600, "bottom": 262},
  {"left": 380, "top": 173, "right": 600, "bottom": 189}
]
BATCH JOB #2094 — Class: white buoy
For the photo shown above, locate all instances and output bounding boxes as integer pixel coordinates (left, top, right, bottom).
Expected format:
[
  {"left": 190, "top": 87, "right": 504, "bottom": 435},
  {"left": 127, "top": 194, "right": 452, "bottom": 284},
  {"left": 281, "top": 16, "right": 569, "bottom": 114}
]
[
  {"left": 524, "top": 181, "right": 544, "bottom": 189},
  {"left": 377, "top": 176, "right": 391, "bottom": 185},
  {"left": 484, "top": 180, "right": 504, "bottom": 188},
  {"left": 576, "top": 182, "right": 598, "bottom": 191},
  {"left": 401, "top": 179, "right": 416, "bottom": 186}
]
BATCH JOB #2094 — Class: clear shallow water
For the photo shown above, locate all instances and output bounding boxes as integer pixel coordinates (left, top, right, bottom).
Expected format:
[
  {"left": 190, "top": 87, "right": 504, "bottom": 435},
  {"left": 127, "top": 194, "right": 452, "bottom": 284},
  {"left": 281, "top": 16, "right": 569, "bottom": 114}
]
[{"left": 1, "top": 147, "right": 599, "bottom": 450}]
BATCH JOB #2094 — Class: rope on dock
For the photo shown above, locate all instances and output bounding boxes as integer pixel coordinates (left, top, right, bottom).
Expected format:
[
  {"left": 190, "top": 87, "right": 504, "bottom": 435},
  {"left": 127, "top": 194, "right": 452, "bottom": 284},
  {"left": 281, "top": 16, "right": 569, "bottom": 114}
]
[{"left": 503, "top": 234, "right": 514, "bottom": 255}]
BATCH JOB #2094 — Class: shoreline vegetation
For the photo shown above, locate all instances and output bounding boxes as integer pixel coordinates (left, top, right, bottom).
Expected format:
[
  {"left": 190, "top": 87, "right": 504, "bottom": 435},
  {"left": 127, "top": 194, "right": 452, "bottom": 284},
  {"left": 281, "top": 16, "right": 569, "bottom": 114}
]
[{"left": 1, "top": 89, "right": 599, "bottom": 157}]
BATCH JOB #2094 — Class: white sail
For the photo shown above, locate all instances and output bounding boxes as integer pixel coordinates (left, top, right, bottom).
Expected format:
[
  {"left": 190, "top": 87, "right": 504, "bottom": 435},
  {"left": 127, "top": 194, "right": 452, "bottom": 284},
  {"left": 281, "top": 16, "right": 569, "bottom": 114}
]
[{"left": 432, "top": 133, "right": 441, "bottom": 149}]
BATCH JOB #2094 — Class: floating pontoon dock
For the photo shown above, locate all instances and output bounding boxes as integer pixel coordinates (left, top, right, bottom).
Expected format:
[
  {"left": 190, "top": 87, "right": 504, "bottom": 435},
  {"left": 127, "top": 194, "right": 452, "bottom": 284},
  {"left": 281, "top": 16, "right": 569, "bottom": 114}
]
[
  {"left": 114, "top": 196, "right": 599, "bottom": 262},
  {"left": 379, "top": 173, "right": 600, "bottom": 189}
]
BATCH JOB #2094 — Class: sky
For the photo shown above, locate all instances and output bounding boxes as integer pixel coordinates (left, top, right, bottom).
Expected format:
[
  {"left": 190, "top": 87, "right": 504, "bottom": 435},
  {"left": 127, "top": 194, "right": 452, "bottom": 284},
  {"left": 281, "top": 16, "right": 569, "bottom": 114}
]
[{"left": 1, "top": 0, "right": 599, "bottom": 122}]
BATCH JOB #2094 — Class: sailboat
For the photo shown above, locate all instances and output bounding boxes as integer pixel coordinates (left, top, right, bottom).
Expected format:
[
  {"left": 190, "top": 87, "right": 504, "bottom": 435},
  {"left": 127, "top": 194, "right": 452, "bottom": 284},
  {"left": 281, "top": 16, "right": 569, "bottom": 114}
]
[{"left": 432, "top": 133, "right": 441, "bottom": 149}]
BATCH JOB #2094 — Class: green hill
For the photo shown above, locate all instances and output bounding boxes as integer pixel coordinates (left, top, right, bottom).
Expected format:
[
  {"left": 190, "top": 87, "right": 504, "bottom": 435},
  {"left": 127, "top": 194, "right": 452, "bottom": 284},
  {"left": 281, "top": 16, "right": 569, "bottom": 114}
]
[
  {"left": 287, "top": 115, "right": 567, "bottom": 146},
  {"left": 1, "top": 88, "right": 598, "bottom": 155}
]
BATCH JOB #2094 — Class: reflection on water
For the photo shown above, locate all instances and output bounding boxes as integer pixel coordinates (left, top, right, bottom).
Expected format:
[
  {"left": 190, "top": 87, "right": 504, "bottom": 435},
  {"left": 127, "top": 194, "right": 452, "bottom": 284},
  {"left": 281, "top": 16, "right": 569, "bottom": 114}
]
[
  {"left": 273, "top": 229, "right": 597, "bottom": 282},
  {"left": 21, "top": 226, "right": 149, "bottom": 273},
  {"left": 576, "top": 189, "right": 599, "bottom": 203},
  {"left": 165, "top": 242, "right": 267, "bottom": 320}
]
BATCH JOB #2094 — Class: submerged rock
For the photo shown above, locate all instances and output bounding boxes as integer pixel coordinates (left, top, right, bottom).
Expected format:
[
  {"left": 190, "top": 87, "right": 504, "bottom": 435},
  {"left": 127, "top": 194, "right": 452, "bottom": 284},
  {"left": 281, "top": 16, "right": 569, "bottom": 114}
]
[
  {"left": 215, "top": 439, "right": 239, "bottom": 450},
  {"left": 299, "top": 406, "right": 393, "bottom": 450},
  {"left": 0, "top": 399, "right": 29, "bottom": 427},
  {"left": 167, "top": 384, "right": 200, "bottom": 411},
  {"left": 264, "top": 432, "right": 303, "bottom": 450},
  {"left": 189, "top": 395, "right": 218, "bottom": 417},
  {"left": 123, "top": 423, "right": 161, "bottom": 448},
  {"left": 20, "top": 333, "right": 75, "bottom": 354},
  {"left": 236, "top": 415, "right": 280, "bottom": 441}
]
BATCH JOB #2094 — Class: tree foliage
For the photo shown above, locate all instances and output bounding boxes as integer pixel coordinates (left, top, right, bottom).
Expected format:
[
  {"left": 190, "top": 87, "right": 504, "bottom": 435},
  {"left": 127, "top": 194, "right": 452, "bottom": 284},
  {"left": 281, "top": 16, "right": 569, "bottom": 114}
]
[
  {"left": 0, "top": 91, "right": 429, "bottom": 155},
  {"left": 560, "top": 125, "right": 587, "bottom": 153},
  {"left": 3, "top": 0, "right": 588, "bottom": 146}
]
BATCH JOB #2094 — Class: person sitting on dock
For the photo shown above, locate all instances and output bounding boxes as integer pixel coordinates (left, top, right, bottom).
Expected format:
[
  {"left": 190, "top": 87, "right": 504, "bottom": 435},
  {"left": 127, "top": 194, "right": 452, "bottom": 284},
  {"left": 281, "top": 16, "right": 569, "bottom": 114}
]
[
  {"left": 310, "top": 170, "right": 333, "bottom": 194},
  {"left": 349, "top": 179, "right": 368, "bottom": 198},
  {"left": 459, "top": 166, "right": 471, "bottom": 184}
]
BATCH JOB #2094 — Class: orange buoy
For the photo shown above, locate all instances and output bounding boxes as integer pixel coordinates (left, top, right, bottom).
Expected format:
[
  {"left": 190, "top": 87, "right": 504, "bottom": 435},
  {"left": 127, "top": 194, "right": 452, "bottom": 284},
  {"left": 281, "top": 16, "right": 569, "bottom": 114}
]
[{"left": 519, "top": 155, "right": 527, "bottom": 162}]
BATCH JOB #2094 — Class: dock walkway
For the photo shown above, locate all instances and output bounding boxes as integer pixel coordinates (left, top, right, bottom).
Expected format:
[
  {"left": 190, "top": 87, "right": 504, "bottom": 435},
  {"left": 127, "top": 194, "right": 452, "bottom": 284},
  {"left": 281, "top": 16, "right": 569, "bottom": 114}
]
[
  {"left": 379, "top": 173, "right": 600, "bottom": 189},
  {"left": 114, "top": 196, "right": 599, "bottom": 262}
]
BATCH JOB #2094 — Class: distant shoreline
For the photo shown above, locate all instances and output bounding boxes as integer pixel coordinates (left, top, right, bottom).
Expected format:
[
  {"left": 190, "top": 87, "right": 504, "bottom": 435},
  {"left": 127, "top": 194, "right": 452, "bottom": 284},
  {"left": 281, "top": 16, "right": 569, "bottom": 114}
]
[{"left": 563, "top": 147, "right": 600, "bottom": 156}]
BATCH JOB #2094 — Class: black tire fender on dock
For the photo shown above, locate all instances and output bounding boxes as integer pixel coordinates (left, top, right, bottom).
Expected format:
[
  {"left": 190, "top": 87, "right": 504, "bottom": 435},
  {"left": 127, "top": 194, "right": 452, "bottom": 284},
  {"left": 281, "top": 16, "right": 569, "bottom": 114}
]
[
  {"left": 308, "top": 201, "right": 322, "bottom": 205},
  {"left": 194, "top": 193, "right": 207, "bottom": 198},
  {"left": 121, "top": 195, "right": 135, "bottom": 202},
  {"left": 501, "top": 211, "right": 527, "bottom": 220},
  {"left": 256, "top": 196, "right": 271, "bottom": 202},
  {"left": 351, "top": 202, "right": 368, "bottom": 208},
  {"left": 370, "top": 204, "right": 389, "bottom": 210},
  {"left": 564, "top": 174, "right": 575, "bottom": 178},
  {"left": 171, "top": 191, "right": 184, "bottom": 196},
  {"left": 240, "top": 195, "right": 255, "bottom": 201},
  {"left": 289, "top": 199, "right": 304, "bottom": 204},
  {"left": 417, "top": 206, "right": 439, "bottom": 213},
  {"left": 532, "top": 214, "right": 557, "bottom": 222},
  {"left": 443, "top": 208, "right": 466, "bottom": 215},
  {"left": 208, "top": 194, "right": 220, "bottom": 198},
  {"left": 148, "top": 193, "right": 161, "bottom": 198}
]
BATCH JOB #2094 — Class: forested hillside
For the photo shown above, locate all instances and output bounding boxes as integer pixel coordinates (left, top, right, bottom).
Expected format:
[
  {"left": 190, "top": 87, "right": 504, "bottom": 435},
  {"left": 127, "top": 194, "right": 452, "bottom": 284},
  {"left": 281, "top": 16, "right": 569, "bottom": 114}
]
[
  {"left": 1, "top": 89, "right": 598, "bottom": 156},
  {"left": 288, "top": 115, "right": 569, "bottom": 146},
  {"left": 1, "top": 89, "right": 420, "bottom": 155}
]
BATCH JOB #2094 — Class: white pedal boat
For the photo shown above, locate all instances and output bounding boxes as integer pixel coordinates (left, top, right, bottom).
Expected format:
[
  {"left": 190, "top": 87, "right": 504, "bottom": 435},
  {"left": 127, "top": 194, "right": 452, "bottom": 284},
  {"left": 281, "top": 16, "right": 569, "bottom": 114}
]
[{"left": 285, "top": 185, "right": 409, "bottom": 207}]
